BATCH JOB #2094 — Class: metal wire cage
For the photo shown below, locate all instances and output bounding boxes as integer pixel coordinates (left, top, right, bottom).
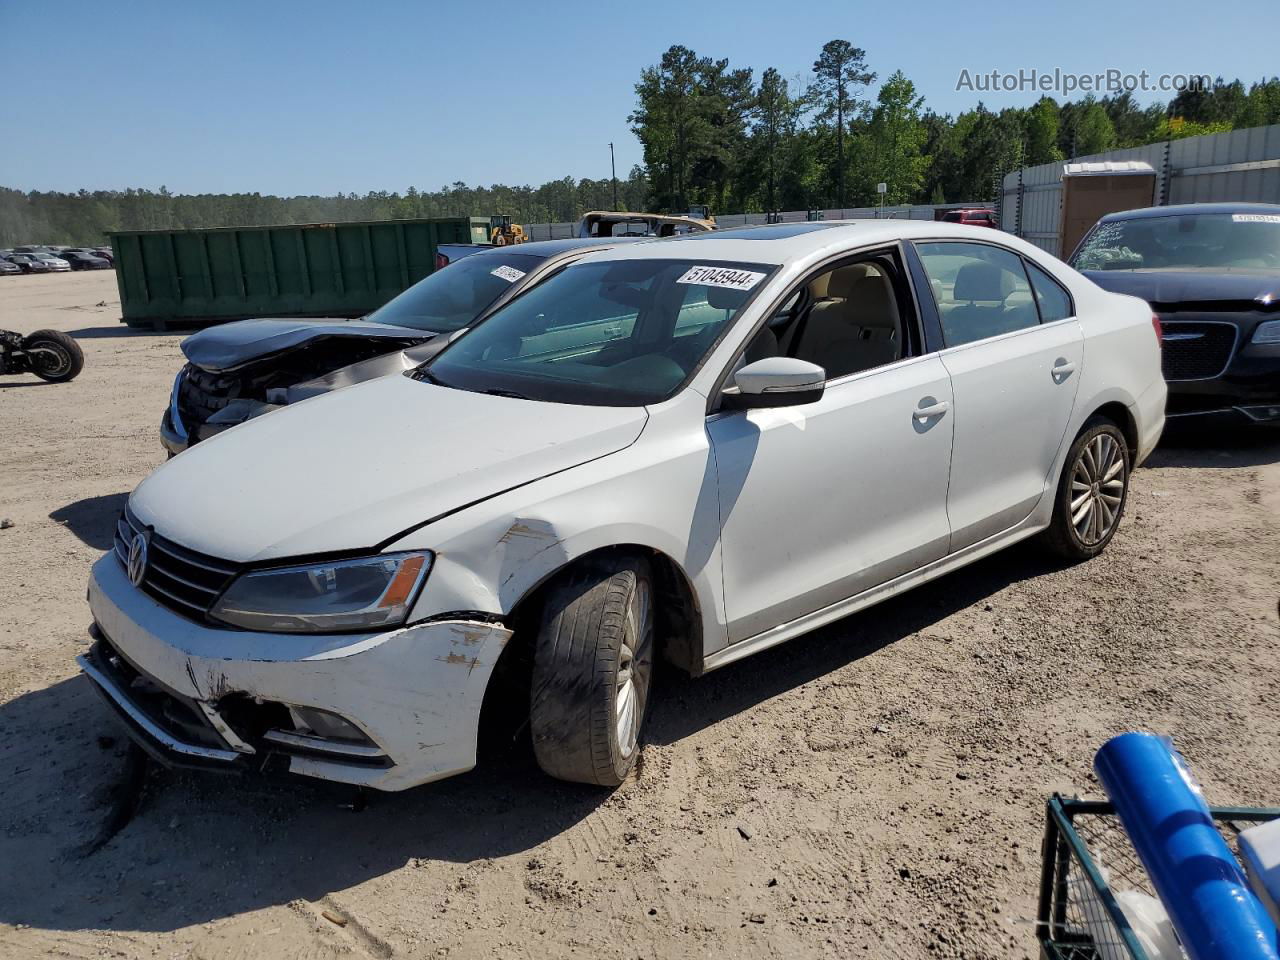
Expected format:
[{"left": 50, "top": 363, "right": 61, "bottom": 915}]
[{"left": 1037, "top": 794, "right": 1280, "bottom": 960}]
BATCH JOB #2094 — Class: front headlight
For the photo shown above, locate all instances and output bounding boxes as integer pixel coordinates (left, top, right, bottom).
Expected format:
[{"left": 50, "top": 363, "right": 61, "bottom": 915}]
[
  {"left": 210, "top": 552, "right": 432, "bottom": 633},
  {"left": 1252, "top": 319, "right": 1280, "bottom": 345}
]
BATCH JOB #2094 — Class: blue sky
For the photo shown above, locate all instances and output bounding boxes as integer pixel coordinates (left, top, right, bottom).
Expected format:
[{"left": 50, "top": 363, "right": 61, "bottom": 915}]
[{"left": 1, "top": 0, "right": 1274, "bottom": 196}]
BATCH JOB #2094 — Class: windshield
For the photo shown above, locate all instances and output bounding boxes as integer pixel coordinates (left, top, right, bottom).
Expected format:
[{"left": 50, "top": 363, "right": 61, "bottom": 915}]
[
  {"left": 365, "top": 252, "right": 544, "bottom": 333},
  {"left": 421, "top": 258, "right": 775, "bottom": 406},
  {"left": 1072, "top": 212, "right": 1280, "bottom": 271}
]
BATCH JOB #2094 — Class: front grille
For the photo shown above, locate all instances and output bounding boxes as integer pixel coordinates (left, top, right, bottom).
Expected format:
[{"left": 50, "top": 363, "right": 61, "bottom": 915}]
[
  {"left": 1159, "top": 321, "right": 1238, "bottom": 381},
  {"left": 113, "top": 508, "right": 240, "bottom": 620},
  {"left": 177, "top": 363, "right": 243, "bottom": 430}
]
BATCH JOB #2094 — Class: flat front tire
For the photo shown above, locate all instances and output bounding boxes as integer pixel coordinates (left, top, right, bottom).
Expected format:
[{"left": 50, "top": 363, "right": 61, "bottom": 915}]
[
  {"left": 1040, "top": 417, "right": 1130, "bottom": 561},
  {"left": 529, "top": 556, "right": 655, "bottom": 787}
]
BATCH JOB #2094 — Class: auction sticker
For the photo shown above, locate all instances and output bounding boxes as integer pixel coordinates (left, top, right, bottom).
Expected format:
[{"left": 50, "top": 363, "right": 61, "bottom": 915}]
[
  {"left": 491, "top": 265, "right": 527, "bottom": 283},
  {"left": 677, "top": 265, "right": 767, "bottom": 291},
  {"left": 1233, "top": 214, "right": 1280, "bottom": 223}
]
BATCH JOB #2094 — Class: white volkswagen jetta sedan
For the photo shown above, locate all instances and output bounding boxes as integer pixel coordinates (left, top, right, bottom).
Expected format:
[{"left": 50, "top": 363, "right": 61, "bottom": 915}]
[{"left": 82, "top": 222, "right": 1165, "bottom": 790}]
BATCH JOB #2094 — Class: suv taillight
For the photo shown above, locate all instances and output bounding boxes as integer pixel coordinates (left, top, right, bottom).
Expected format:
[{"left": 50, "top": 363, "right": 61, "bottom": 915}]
[
  {"left": 435, "top": 252, "right": 450, "bottom": 270},
  {"left": 1151, "top": 313, "right": 1163, "bottom": 346}
]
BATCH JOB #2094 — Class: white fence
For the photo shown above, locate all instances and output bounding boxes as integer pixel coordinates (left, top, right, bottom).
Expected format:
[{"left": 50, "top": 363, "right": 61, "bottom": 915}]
[
  {"left": 520, "top": 202, "right": 992, "bottom": 241},
  {"left": 1001, "top": 123, "right": 1280, "bottom": 258}
]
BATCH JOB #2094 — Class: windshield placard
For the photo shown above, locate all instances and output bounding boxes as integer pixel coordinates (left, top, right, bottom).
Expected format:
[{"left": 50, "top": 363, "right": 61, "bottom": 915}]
[
  {"left": 676, "top": 265, "right": 766, "bottom": 291},
  {"left": 1233, "top": 214, "right": 1280, "bottom": 224},
  {"left": 490, "top": 265, "right": 527, "bottom": 283}
]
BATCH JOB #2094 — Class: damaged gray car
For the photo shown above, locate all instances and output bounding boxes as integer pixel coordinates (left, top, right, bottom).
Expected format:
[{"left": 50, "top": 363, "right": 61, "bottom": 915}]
[{"left": 161, "top": 237, "right": 636, "bottom": 454}]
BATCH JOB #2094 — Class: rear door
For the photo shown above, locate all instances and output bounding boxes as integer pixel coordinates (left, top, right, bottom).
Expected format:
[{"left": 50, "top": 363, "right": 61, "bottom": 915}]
[{"left": 913, "top": 241, "right": 1084, "bottom": 551}]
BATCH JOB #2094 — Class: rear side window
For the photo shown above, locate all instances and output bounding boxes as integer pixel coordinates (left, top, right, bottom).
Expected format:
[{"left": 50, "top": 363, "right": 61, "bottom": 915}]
[
  {"left": 915, "top": 242, "right": 1039, "bottom": 347},
  {"left": 1025, "top": 261, "right": 1074, "bottom": 323}
]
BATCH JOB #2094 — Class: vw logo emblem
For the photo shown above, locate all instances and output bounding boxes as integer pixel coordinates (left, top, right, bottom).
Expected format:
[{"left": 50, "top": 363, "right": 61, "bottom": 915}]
[{"left": 127, "top": 531, "right": 150, "bottom": 587}]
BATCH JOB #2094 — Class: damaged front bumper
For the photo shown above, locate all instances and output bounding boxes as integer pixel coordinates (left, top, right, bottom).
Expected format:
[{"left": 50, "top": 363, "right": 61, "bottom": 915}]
[
  {"left": 83, "top": 553, "right": 513, "bottom": 791},
  {"left": 160, "top": 368, "right": 190, "bottom": 455},
  {"left": 159, "top": 408, "right": 189, "bottom": 456},
  {"left": 161, "top": 402, "right": 282, "bottom": 456}
]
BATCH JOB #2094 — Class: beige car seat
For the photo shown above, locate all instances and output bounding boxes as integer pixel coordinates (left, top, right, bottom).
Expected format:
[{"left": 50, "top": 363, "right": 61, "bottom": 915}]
[{"left": 793, "top": 265, "right": 901, "bottom": 378}]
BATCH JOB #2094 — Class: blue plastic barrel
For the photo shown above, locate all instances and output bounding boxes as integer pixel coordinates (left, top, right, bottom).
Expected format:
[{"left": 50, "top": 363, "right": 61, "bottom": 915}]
[{"left": 1094, "top": 732, "right": 1280, "bottom": 960}]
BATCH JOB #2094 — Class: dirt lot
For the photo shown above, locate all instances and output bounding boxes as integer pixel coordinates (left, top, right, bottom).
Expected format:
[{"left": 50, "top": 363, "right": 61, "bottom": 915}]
[{"left": 1, "top": 270, "right": 1277, "bottom": 959}]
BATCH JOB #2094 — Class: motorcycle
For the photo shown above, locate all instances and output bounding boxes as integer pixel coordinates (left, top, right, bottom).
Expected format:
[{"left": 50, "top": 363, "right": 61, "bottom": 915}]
[{"left": 0, "top": 329, "right": 85, "bottom": 383}]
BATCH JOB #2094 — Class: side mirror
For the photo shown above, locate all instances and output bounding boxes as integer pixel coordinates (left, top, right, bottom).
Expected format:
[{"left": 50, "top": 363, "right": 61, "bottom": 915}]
[{"left": 721, "top": 357, "right": 826, "bottom": 410}]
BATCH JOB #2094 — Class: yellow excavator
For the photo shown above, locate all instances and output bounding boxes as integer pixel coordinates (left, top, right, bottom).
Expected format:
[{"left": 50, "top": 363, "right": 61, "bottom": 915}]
[{"left": 489, "top": 215, "right": 528, "bottom": 246}]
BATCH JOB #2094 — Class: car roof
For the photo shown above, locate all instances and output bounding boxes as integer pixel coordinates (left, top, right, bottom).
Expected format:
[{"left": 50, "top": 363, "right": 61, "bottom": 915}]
[
  {"left": 571, "top": 219, "right": 1023, "bottom": 264},
  {"left": 1099, "top": 202, "right": 1280, "bottom": 222},
  {"left": 465, "top": 236, "right": 647, "bottom": 259}
]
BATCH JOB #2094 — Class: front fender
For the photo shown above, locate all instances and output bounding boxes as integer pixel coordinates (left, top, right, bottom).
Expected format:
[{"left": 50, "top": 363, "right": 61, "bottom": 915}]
[{"left": 390, "top": 393, "right": 730, "bottom": 657}]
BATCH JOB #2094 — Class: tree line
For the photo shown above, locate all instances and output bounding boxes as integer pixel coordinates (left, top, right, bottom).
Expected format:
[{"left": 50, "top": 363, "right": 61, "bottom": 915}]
[
  {"left": 631, "top": 41, "right": 1280, "bottom": 214},
  {"left": 0, "top": 174, "right": 650, "bottom": 247},
  {"left": 2, "top": 42, "right": 1277, "bottom": 246}
]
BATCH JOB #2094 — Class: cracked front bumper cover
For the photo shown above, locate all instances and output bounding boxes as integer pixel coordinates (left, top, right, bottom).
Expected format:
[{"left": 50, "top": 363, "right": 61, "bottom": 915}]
[
  {"left": 84, "top": 552, "right": 514, "bottom": 790},
  {"left": 79, "top": 635, "right": 244, "bottom": 770}
]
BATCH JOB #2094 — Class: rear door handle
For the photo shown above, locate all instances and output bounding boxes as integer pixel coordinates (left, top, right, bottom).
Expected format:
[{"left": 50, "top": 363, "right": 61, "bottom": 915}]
[
  {"left": 1052, "top": 359, "right": 1076, "bottom": 380},
  {"left": 914, "top": 400, "right": 950, "bottom": 420}
]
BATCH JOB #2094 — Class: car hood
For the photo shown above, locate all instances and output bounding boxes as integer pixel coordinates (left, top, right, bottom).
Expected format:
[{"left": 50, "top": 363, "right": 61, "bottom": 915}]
[
  {"left": 181, "top": 318, "right": 437, "bottom": 372},
  {"left": 1083, "top": 269, "right": 1280, "bottom": 311},
  {"left": 130, "top": 373, "right": 648, "bottom": 563}
]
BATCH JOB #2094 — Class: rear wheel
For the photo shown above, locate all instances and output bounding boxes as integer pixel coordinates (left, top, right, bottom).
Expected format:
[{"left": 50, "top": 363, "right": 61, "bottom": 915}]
[
  {"left": 1040, "top": 417, "right": 1130, "bottom": 561},
  {"left": 529, "top": 556, "right": 655, "bottom": 786},
  {"left": 24, "top": 329, "right": 84, "bottom": 383}
]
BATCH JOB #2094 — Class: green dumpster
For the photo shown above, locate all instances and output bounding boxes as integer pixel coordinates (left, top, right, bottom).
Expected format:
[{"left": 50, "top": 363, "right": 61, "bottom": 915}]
[{"left": 109, "top": 217, "right": 492, "bottom": 328}]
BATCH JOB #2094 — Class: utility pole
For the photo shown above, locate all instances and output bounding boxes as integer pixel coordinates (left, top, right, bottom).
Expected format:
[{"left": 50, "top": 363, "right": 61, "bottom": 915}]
[{"left": 609, "top": 142, "right": 619, "bottom": 209}]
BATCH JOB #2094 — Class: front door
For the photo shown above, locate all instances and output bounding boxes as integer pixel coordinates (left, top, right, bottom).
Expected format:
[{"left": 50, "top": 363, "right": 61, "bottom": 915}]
[{"left": 708, "top": 253, "right": 954, "bottom": 643}]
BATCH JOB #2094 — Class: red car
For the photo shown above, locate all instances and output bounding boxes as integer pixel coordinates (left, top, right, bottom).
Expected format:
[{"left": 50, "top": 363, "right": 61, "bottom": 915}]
[{"left": 941, "top": 208, "right": 1000, "bottom": 229}]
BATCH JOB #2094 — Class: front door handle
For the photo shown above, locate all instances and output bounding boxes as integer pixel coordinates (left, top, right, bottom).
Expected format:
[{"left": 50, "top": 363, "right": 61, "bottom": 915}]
[
  {"left": 913, "top": 399, "right": 950, "bottom": 420},
  {"left": 1052, "top": 358, "right": 1076, "bottom": 381}
]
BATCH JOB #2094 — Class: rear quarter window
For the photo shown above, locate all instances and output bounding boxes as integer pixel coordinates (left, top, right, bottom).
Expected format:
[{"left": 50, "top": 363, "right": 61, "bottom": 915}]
[{"left": 1025, "top": 261, "right": 1074, "bottom": 323}]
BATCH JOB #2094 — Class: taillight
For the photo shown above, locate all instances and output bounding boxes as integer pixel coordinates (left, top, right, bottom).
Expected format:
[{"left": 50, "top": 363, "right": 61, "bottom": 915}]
[
  {"left": 435, "top": 252, "right": 450, "bottom": 270},
  {"left": 1151, "top": 313, "right": 1163, "bottom": 346}
]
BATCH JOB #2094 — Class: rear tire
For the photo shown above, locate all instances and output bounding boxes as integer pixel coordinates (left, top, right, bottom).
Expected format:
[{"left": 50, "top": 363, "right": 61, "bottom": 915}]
[
  {"left": 24, "top": 329, "right": 84, "bottom": 383},
  {"left": 529, "top": 556, "right": 655, "bottom": 787},
  {"left": 1040, "top": 416, "right": 1130, "bottom": 561}
]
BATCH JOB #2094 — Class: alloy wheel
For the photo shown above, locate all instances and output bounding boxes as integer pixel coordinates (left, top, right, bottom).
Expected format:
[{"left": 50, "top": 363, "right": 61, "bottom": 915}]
[
  {"left": 31, "top": 344, "right": 72, "bottom": 378},
  {"left": 615, "top": 579, "right": 654, "bottom": 756},
  {"left": 1070, "top": 433, "right": 1126, "bottom": 546}
]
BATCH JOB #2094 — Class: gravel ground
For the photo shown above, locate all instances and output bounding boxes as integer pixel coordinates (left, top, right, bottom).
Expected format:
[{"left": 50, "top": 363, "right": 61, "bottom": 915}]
[{"left": 1, "top": 270, "right": 1277, "bottom": 960}]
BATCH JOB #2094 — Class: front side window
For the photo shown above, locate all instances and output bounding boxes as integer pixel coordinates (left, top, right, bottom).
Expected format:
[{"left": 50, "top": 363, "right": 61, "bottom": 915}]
[
  {"left": 423, "top": 259, "right": 775, "bottom": 406},
  {"left": 916, "top": 242, "right": 1039, "bottom": 347},
  {"left": 365, "top": 252, "right": 545, "bottom": 333},
  {"left": 1071, "top": 212, "right": 1280, "bottom": 271},
  {"left": 788, "top": 258, "right": 906, "bottom": 380}
]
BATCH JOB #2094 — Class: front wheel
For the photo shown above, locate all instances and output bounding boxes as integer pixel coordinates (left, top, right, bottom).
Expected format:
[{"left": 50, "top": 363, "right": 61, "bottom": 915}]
[
  {"left": 24, "top": 329, "right": 84, "bottom": 383},
  {"left": 529, "top": 556, "right": 655, "bottom": 786},
  {"left": 1040, "top": 417, "right": 1130, "bottom": 561}
]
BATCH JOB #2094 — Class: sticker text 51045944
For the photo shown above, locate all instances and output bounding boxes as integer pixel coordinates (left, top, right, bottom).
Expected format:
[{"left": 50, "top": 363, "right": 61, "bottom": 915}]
[
  {"left": 676, "top": 266, "right": 767, "bottom": 291},
  {"left": 491, "top": 265, "right": 527, "bottom": 283}
]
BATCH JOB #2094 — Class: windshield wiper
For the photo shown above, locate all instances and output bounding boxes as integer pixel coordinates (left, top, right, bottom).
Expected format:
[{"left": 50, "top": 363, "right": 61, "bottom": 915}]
[
  {"left": 412, "top": 366, "right": 446, "bottom": 386},
  {"left": 482, "top": 388, "right": 531, "bottom": 400}
]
